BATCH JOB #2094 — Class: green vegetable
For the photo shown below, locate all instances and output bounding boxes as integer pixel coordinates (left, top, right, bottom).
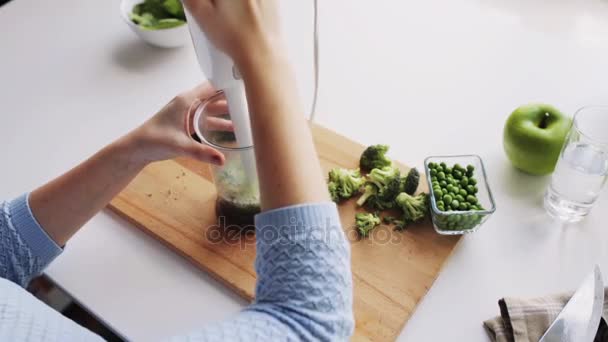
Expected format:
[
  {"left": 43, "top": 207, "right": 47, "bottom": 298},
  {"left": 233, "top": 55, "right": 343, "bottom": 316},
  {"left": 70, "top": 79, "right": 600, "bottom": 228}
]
[
  {"left": 360, "top": 144, "right": 392, "bottom": 171},
  {"left": 162, "top": 0, "right": 186, "bottom": 19},
  {"left": 130, "top": 0, "right": 186, "bottom": 30},
  {"left": 364, "top": 166, "right": 401, "bottom": 210},
  {"left": 327, "top": 168, "right": 365, "bottom": 202},
  {"left": 356, "top": 212, "right": 381, "bottom": 237},
  {"left": 383, "top": 215, "right": 396, "bottom": 224},
  {"left": 427, "top": 160, "right": 488, "bottom": 231},
  {"left": 356, "top": 183, "right": 378, "bottom": 207},
  {"left": 394, "top": 192, "right": 429, "bottom": 229},
  {"left": 401, "top": 168, "right": 420, "bottom": 195}
]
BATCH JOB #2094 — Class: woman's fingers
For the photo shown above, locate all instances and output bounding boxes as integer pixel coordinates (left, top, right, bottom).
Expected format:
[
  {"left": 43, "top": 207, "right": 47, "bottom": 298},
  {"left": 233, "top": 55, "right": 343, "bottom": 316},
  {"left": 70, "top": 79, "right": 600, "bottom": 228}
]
[
  {"left": 185, "top": 141, "right": 225, "bottom": 166},
  {"left": 190, "top": 82, "right": 216, "bottom": 100},
  {"left": 205, "top": 99, "right": 229, "bottom": 117},
  {"left": 205, "top": 117, "right": 234, "bottom": 132}
]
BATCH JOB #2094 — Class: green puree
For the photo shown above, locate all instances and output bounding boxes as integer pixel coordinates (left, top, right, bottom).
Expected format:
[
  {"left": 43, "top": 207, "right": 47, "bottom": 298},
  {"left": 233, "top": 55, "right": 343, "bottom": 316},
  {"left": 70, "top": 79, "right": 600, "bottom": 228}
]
[{"left": 130, "top": 0, "right": 187, "bottom": 30}]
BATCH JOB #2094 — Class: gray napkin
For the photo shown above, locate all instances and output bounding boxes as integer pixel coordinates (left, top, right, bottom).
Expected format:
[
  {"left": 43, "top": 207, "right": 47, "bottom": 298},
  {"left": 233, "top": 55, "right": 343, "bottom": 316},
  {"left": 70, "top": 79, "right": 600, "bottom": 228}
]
[{"left": 484, "top": 288, "right": 608, "bottom": 342}]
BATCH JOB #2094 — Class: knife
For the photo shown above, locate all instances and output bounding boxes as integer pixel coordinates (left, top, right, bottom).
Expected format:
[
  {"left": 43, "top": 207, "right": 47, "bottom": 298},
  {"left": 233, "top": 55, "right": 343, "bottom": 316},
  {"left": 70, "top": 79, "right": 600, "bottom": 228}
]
[{"left": 539, "top": 265, "right": 604, "bottom": 342}]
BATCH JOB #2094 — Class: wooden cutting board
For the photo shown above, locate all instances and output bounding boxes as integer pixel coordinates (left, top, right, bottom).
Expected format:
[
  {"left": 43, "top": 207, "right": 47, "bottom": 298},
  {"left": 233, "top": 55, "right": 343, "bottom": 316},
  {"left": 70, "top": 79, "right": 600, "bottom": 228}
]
[{"left": 108, "top": 124, "right": 460, "bottom": 341}]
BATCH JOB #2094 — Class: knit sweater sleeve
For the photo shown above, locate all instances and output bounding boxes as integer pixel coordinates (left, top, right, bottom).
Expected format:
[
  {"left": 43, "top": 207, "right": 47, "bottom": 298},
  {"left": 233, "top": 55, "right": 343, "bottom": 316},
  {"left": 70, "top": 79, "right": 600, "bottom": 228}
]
[
  {"left": 171, "top": 202, "right": 354, "bottom": 342},
  {"left": 0, "top": 194, "right": 62, "bottom": 287}
]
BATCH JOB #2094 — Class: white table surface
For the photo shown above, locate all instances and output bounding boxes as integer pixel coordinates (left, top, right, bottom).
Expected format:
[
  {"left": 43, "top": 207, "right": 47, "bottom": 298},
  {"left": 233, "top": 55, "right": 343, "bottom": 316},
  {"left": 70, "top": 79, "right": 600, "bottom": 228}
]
[{"left": 2, "top": 0, "right": 608, "bottom": 340}]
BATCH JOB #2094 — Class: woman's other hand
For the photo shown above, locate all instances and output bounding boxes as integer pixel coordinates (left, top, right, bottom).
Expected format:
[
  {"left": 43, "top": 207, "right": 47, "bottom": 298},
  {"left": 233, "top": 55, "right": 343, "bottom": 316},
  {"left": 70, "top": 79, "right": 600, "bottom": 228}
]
[
  {"left": 183, "top": 0, "right": 282, "bottom": 67},
  {"left": 124, "top": 83, "right": 226, "bottom": 166}
]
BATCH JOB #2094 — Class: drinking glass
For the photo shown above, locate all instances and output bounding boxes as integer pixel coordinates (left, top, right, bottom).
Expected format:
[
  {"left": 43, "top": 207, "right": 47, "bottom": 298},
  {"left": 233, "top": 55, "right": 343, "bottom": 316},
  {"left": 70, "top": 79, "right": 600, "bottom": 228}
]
[{"left": 544, "top": 106, "right": 608, "bottom": 222}]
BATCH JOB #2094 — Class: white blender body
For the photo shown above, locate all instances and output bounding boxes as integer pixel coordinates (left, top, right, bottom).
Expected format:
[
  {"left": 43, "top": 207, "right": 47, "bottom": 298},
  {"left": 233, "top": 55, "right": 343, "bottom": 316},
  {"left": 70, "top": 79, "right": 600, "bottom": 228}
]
[
  {"left": 184, "top": 8, "right": 260, "bottom": 225},
  {"left": 184, "top": 9, "right": 254, "bottom": 151}
]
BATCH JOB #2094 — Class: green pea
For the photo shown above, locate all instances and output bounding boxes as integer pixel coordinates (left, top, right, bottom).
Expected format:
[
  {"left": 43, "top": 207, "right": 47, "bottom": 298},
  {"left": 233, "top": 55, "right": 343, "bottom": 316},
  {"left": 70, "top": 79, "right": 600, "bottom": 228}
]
[
  {"left": 445, "top": 167, "right": 452, "bottom": 175},
  {"left": 460, "top": 177, "right": 469, "bottom": 187},
  {"left": 440, "top": 162, "right": 447, "bottom": 169},
  {"left": 466, "top": 185, "right": 475, "bottom": 194},
  {"left": 437, "top": 172, "right": 446, "bottom": 180},
  {"left": 449, "top": 187, "right": 458, "bottom": 195},
  {"left": 428, "top": 162, "right": 437, "bottom": 169},
  {"left": 443, "top": 194, "right": 453, "bottom": 203},
  {"left": 456, "top": 195, "right": 465, "bottom": 202},
  {"left": 472, "top": 185, "right": 478, "bottom": 194},
  {"left": 469, "top": 178, "right": 477, "bottom": 185},
  {"left": 441, "top": 187, "right": 448, "bottom": 194},
  {"left": 466, "top": 195, "right": 477, "bottom": 204},
  {"left": 451, "top": 200, "right": 459, "bottom": 208},
  {"left": 459, "top": 189, "right": 468, "bottom": 197},
  {"left": 453, "top": 170, "right": 463, "bottom": 179},
  {"left": 434, "top": 190, "right": 443, "bottom": 198},
  {"left": 459, "top": 203, "right": 467, "bottom": 210},
  {"left": 463, "top": 202, "right": 471, "bottom": 210},
  {"left": 439, "top": 180, "right": 448, "bottom": 187},
  {"left": 430, "top": 169, "right": 437, "bottom": 176},
  {"left": 454, "top": 163, "right": 463, "bottom": 171},
  {"left": 467, "top": 165, "right": 475, "bottom": 173},
  {"left": 432, "top": 180, "right": 439, "bottom": 186}
]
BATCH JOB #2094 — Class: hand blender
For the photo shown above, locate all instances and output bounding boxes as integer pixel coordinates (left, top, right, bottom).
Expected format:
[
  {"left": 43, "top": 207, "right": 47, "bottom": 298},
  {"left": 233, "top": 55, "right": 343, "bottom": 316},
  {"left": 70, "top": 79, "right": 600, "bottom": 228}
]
[
  {"left": 183, "top": 9, "right": 256, "bottom": 168},
  {"left": 183, "top": 1, "right": 320, "bottom": 225},
  {"left": 184, "top": 8, "right": 260, "bottom": 225}
]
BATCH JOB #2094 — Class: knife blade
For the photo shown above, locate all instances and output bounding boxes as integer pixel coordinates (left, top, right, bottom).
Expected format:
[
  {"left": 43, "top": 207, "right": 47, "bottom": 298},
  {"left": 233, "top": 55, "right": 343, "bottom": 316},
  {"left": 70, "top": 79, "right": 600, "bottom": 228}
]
[{"left": 539, "top": 265, "right": 604, "bottom": 342}]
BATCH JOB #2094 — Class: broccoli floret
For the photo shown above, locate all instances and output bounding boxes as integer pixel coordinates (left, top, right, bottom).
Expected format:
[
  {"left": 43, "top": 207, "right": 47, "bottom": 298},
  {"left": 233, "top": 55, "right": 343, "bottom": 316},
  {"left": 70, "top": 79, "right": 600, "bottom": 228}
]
[
  {"left": 327, "top": 168, "right": 365, "bottom": 202},
  {"left": 360, "top": 144, "right": 392, "bottom": 171},
  {"left": 356, "top": 166, "right": 401, "bottom": 210},
  {"left": 394, "top": 192, "right": 429, "bottom": 230},
  {"left": 365, "top": 185, "right": 397, "bottom": 210},
  {"left": 355, "top": 212, "right": 381, "bottom": 237},
  {"left": 383, "top": 216, "right": 395, "bottom": 224},
  {"left": 401, "top": 168, "right": 420, "bottom": 195},
  {"left": 162, "top": 0, "right": 186, "bottom": 20},
  {"left": 356, "top": 183, "right": 378, "bottom": 206},
  {"left": 368, "top": 166, "right": 401, "bottom": 197}
]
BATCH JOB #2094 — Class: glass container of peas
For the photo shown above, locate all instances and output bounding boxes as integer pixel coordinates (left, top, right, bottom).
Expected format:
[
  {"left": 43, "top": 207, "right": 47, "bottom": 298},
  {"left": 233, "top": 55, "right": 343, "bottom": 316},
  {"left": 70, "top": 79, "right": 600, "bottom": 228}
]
[{"left": 424, "top": 155, "right": 496, "bottom": 235}]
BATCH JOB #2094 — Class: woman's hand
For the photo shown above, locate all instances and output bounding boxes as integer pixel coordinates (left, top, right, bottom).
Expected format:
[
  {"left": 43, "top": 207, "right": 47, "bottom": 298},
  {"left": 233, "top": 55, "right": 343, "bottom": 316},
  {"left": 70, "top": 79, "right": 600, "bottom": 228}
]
[
  {"left": 183, "top": 0, "right": 282, "bottom": 68},
  {"left": 124, "top": 83, "right": 226, "bottom": 166},
  {"left": 183, "top": 0, "right": 329, "bottom": 210},
  {"left": 29, "top": 83, "right": 229, "bottom": 246}
]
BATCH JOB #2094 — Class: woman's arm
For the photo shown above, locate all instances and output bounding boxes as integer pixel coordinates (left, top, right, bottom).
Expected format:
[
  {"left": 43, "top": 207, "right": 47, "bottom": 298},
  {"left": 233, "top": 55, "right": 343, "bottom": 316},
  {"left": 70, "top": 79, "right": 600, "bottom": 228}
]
[
  {"left": 1, "top": 83, "right": 225, "bottom": 285},
  {"left": 181, "top": 1, "right": 354, "bottom": 340},
  {"left": 29, "top": 84, "right": 224, "bottom": 247},
  {"left": 185, "top": 0, "right": 328, "bottom": 211}
]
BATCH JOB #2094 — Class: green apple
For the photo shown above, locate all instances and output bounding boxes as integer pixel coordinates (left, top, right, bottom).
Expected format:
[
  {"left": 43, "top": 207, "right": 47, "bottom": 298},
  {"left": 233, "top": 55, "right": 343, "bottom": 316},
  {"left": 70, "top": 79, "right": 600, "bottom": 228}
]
[{"left": 503, "top": 104, "right": 571, "bottom": 175}]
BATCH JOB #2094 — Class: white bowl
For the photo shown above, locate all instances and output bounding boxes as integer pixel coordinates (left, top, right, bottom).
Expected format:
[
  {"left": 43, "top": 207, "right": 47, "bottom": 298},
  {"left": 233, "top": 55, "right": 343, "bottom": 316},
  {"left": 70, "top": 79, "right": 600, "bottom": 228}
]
[{"left": 120, "top": 0, "right": 190, "bottom": 48}]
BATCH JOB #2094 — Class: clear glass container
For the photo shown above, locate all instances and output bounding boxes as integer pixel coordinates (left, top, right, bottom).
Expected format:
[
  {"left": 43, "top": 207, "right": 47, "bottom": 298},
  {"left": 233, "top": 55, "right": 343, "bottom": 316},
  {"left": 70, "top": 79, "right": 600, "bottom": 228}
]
[
  {"left": 424, "top": 155, "right": 496, "bottom": 235},
  {"left": 191, "top": 91, "right": 260, "bottom": 227},
  {"left": 544, "top": 106, "right": 608, "bottom": 222}
]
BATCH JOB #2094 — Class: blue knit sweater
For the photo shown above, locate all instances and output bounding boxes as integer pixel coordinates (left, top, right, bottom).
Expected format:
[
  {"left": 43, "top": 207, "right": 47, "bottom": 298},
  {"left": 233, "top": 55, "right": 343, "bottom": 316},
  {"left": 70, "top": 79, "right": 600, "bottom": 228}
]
[{"left": 0, "top": 194, "right": 353, "bottom": 341}]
